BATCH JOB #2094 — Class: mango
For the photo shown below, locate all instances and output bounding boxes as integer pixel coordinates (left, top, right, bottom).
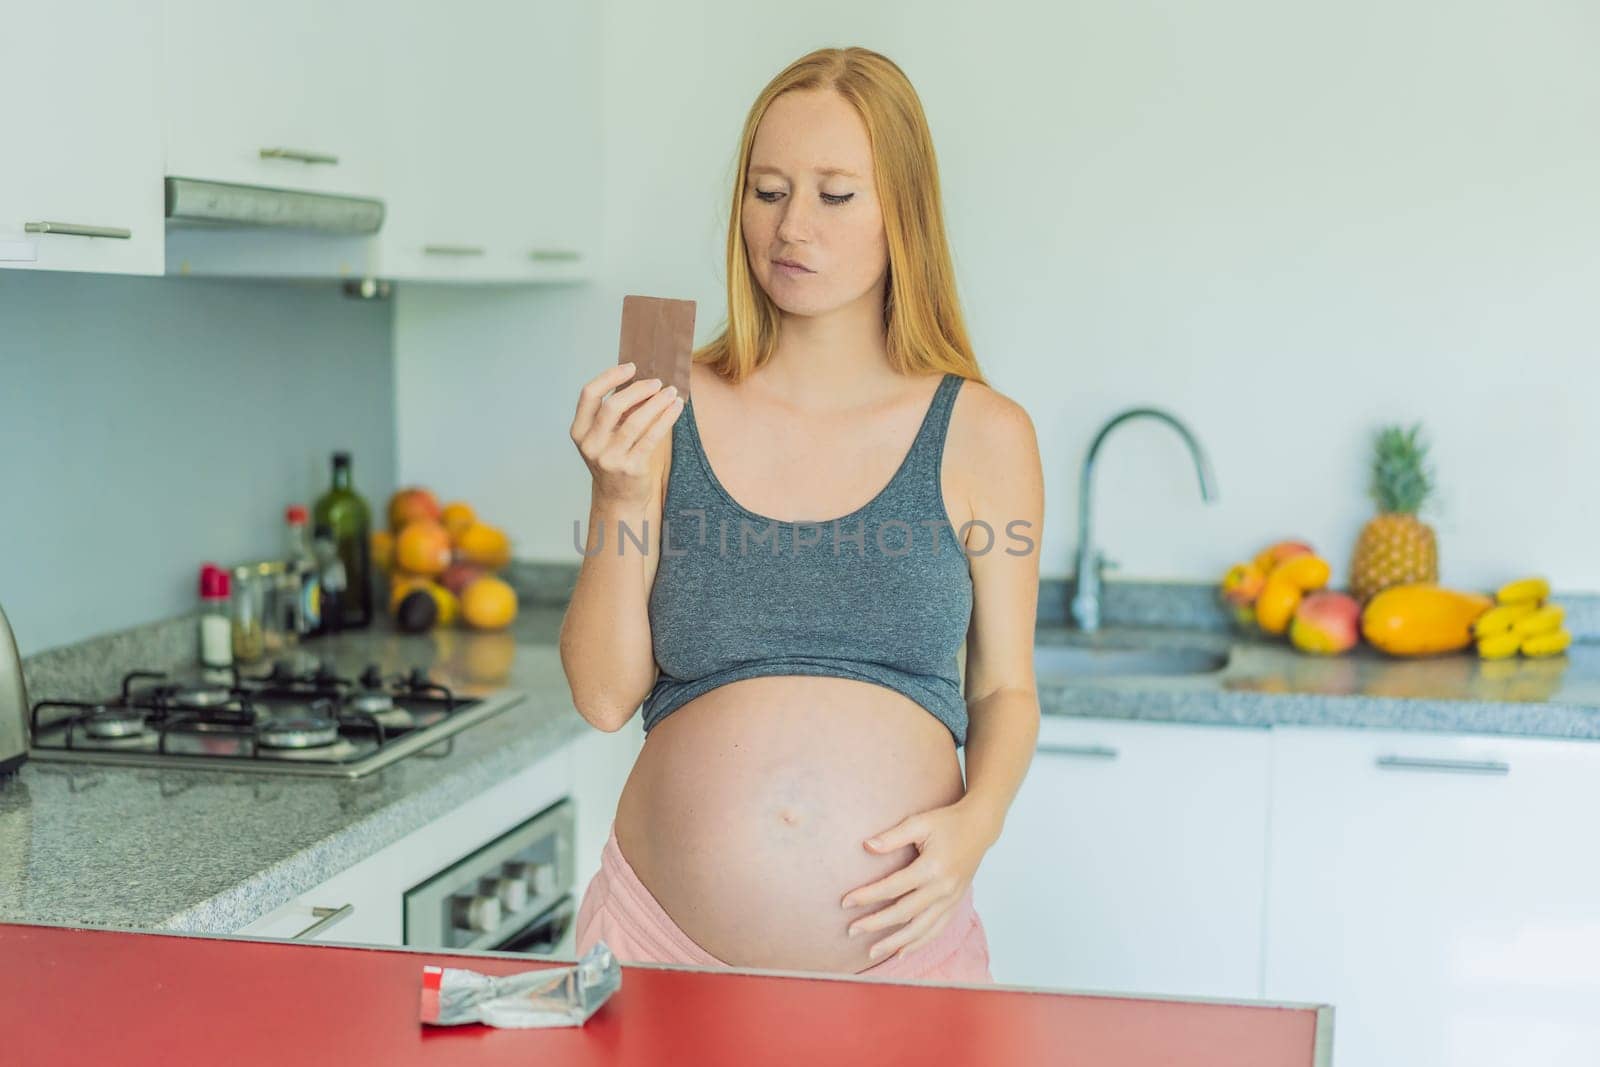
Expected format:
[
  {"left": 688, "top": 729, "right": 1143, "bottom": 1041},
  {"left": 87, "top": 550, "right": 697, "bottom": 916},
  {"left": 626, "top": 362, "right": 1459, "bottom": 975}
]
[
  {"left": 1271, "top": 554, "right": 1331, "bottom": 592},
  {"left": 1289, "top": 591, "right": 1360, "bottom": 655},
  {"left": 1220, "top": 562, "right": 1266, "bottom": 607},
  {"left": 1252, "top": 540, "right": 1314, "bottom": 575},
  {"left": 1254, "top": 576, "right": 1302, "bottom": 635}
]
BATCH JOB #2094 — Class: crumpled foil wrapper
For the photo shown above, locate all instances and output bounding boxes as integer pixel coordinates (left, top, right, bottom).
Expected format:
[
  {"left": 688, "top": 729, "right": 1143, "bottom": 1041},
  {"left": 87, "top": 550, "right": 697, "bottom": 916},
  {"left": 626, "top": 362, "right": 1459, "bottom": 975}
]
[{"left": 420, "top": 941, "right": 621, "bottom": 1028}]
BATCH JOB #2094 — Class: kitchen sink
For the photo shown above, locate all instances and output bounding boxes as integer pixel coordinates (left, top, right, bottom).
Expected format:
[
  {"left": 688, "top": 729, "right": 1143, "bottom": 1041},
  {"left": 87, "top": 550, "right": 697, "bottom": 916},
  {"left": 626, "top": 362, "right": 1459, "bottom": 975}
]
[{"left": 1033, "top": 643, "right": 1230, "bottom": 679}]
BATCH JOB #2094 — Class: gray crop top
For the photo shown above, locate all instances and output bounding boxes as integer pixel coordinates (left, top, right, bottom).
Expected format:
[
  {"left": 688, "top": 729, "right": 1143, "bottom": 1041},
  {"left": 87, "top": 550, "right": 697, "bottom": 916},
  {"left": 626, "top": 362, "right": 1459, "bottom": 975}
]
[{"left": 640, "top": 371, "right": 974, "bottom": 746}]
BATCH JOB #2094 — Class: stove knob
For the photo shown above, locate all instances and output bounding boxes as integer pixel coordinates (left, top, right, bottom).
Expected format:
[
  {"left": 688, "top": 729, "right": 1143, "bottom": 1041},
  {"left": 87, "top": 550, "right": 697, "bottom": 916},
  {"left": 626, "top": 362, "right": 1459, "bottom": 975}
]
[
  {"left": 487, "top": 875, "right": 529, "bottom": 914},
  {"left": 451, "top": 894, "right": 502, "bottom": 934},
  {"left": 360, "top": 665, "right": 384, "bottom": 690}
]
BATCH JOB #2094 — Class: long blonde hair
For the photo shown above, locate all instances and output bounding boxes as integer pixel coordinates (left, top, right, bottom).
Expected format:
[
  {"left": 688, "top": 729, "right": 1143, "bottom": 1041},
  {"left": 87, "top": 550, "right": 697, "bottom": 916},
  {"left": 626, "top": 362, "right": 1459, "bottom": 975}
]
[{"left": 696, "top": 47, "right": 986, "bottom": 388}]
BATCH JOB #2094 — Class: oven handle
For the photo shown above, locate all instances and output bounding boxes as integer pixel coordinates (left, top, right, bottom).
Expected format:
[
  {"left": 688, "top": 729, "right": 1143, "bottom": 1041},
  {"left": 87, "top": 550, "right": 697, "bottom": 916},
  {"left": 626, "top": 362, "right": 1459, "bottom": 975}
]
[{"left": 292, "top": 903, "right": 354, "bottom": 940}]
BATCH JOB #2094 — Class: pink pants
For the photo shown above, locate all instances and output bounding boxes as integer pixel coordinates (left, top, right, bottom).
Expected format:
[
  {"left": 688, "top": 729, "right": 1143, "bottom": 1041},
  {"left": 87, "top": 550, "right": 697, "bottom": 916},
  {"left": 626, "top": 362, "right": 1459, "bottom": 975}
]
[{"left": 574, "top": 822, "right": 994, "bottom": 983}]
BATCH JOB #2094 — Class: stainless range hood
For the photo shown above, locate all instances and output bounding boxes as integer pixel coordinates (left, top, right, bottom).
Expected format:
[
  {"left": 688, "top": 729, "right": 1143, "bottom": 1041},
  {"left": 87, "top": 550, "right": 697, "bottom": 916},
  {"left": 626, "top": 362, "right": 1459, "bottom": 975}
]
[{"left": 164, "top": 176, "right": 385, "bottom": 235}]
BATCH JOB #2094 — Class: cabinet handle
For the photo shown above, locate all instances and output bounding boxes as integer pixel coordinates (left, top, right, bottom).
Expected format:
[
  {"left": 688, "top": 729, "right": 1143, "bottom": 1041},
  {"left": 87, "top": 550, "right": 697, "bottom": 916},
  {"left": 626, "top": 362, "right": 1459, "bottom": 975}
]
[
  {"left": 260, "top": 147, "right": 339, "bottom": 165},
  {"left": 291, "top": 903, "right": 354, "bottom": 939},
  {"left": 528, "top": 248, "right": 581, "bottom": 262},
  {"left": 423, "top": 244, "right": 487, "bottom": 256},
  {"left": 1375, "top": 755, "right": 1510, "bottom": 776},
  {"left": 24, "top": 221, "right": 131, "bottom": 240},
  {"left": 1037, "top": 743, "right": 1119, "bottom": 760}
]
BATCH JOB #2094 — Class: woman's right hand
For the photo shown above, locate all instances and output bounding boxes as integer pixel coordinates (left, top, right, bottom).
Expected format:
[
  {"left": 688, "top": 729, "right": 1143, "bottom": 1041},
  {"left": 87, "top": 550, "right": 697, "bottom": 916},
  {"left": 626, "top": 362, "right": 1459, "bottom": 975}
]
[{"left": 570, "top": 362, "right": 684, "bottom": 508}]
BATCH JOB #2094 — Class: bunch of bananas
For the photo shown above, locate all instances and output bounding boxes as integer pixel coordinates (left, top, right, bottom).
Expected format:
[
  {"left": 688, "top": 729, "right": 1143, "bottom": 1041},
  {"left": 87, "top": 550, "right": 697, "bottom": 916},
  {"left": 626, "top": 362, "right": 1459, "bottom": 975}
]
[{"left": 1474, "top": 577, "right": 1572, "bottom": 659}]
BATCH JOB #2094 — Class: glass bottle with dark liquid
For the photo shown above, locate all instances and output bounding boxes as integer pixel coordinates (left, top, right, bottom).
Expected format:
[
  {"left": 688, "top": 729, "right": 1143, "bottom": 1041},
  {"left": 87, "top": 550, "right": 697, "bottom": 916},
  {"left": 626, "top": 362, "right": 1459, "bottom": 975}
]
[{"left": 312, "top": 451, "right": 372, "bottom": 630}]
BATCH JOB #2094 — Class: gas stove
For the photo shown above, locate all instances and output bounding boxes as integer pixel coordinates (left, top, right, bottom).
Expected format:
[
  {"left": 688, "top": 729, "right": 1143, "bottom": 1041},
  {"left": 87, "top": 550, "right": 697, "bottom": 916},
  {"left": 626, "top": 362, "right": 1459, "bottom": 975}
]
[{"left": 26, "top": 657, "right": 525, "bottom": 778}]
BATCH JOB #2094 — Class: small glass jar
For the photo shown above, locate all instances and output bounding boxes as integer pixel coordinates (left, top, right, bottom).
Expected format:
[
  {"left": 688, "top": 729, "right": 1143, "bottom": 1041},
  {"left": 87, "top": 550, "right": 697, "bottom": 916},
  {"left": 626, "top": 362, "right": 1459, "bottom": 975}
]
[{"left": 228, "top": 562, "right": 278, "bottom": 663}]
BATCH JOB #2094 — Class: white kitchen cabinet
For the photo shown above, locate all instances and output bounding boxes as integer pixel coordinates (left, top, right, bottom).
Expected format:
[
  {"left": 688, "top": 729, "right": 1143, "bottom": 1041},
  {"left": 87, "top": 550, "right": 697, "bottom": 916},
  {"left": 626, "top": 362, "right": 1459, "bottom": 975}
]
[
  {"left": 236, "top": 746, "right": 572, "bottom": 946},
  {"left": 0, "top": 1, "right": 164, "bottom": 276},
  {"left": 971, "top": 716, "right": 1271, "bottom": 999},
  {"left": 162, "top": 0, "right": 386, "bottom": 200},
  {"left": 1263, "top": 726, "right": 1600, "bottom": 1067},
  {"left": 375, "top": 0, "right": 601, "bottom": 283}
]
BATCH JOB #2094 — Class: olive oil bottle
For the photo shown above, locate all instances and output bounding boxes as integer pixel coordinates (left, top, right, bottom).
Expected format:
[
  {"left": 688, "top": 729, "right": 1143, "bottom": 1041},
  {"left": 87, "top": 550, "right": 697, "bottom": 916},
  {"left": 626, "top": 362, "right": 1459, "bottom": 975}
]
[{"left": 312, "top": 451, "right": 372, "bottom": 629}]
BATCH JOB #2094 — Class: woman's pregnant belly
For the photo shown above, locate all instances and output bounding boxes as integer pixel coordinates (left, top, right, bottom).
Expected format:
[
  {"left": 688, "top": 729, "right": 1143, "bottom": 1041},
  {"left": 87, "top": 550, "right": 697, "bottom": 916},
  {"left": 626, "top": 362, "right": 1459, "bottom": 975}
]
[{"left": 612, "top": 675, "right": 967, "bottom": 974}]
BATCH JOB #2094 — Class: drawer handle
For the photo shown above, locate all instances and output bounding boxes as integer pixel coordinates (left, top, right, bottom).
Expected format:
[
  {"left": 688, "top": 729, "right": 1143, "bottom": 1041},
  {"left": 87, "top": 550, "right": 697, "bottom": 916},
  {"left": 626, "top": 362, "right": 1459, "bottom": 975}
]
[
  {"left": 1037, "top": 743, "right": 1119, "bottom": 760},
  {"left": 291, "top": 903, "right": 354, "bottom": 939},
  {"left": 24, "top": 221, "right": 131, "bottom": 240},
  {"left": 1375, "top": 755, "right": 1510, "bottom": 776},
  {"left": 528, "top": 248, "right": 581, "bottom": 262},
  {"left": 260, "top": 146, "right": 339, "bottom": 165},
  {"left": 423, "top": 244, "right": 487, "bottom": 257}
]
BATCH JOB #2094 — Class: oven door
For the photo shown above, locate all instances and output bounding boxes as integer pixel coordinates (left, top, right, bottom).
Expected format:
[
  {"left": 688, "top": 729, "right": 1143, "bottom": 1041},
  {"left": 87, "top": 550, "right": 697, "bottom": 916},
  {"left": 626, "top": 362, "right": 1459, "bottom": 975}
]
[
  {"left": 490, "top": 893, "right": 578, "bottom": 956},
  {"left": 404, "top": 797, "right": 576, "bottom": 954}
]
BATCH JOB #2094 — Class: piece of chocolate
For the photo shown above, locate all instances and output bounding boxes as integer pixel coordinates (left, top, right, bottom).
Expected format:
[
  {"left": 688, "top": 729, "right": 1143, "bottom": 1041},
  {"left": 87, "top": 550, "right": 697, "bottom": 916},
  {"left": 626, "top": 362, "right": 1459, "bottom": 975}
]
[{"left": 617, "top": 295, "right": 696, "bottom": 402}]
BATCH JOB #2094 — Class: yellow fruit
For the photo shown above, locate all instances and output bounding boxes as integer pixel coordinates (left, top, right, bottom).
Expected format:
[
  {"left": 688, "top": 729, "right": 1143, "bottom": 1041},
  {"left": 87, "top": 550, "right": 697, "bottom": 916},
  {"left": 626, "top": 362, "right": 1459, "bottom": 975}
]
[
  {"left": 1521, "top": 628, "right": 1572, "bottom": 658},
  {"left": 396, "top": 521, "right": 452, "bottom": 576},
  {"left": 1254, "top": 577, "right": 1302, "bottom": 636},
  {"left": 1495, "top": 577, "right": 1550, "bottom": 605},
  {"left": 1270, "top": 554, "right": 1331, "bottom": 592},
  {"left": 1476, "top": 631, "right": 1521, "bottom": 660},
  {"left": 456, "top": 522, "right": 512, "bottom": 570},
  {"left": 427, "top": 584, "right": 459, "bottom": 627},
  {"left": 1360, "top": 583, "right": 1494, "bottom": 657},
  {"left": 441, "top": 501, "right": 477, "bottom": 543},
  {"left": 1473, "top": 602, "right": 1538, "bottom": 637},
  {"left": 1513, "top": 605, "right": 1564, "bottom": 638},
  {"left": 461, "top": 576, "right": 518, "bottom": 631}
]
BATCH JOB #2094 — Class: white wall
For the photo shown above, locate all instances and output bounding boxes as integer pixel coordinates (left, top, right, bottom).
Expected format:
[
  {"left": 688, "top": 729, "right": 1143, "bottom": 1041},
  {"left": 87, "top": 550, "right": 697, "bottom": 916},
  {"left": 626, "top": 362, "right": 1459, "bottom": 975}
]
[
  {"left": 2, "top": 273, "right": 395, "bottom": 656},
  {"left": 395, "top": 0, "right": 1600, "bottom": 594}
]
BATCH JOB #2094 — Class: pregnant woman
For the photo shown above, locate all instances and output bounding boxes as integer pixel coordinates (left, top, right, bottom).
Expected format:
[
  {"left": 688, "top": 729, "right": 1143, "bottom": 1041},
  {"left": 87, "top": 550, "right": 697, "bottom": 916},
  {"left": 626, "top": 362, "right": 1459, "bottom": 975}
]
[{"left": 561, "top": 47, "right": 1043, "bottom": 982}]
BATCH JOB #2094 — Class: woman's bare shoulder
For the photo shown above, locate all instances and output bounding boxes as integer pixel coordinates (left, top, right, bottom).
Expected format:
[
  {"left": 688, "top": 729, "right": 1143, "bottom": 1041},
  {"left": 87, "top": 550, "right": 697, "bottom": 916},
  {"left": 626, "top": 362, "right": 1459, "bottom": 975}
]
[{"left": 949, "top": 377, "right": 1038, "bottom": 461}]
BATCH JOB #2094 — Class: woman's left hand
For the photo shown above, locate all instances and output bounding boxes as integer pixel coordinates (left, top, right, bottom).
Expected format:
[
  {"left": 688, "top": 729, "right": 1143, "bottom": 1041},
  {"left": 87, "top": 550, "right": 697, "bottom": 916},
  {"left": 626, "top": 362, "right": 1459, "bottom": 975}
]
[{"left": 840, "top": 797, "right": 998, "bottom": 963}]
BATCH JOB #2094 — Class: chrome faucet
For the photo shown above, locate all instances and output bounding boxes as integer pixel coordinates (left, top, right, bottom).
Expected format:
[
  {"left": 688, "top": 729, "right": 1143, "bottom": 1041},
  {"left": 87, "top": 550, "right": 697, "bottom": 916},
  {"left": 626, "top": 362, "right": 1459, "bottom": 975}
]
[{"left": 1071, "top": 407, "right": 1220, "bottom": 632}]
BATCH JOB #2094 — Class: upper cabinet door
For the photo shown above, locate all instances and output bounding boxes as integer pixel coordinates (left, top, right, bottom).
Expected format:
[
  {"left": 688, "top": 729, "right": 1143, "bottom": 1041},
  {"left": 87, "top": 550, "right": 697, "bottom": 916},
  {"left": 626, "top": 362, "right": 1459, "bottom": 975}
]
[
  {"left": 162, "top": 0, "right": 385, "bottom": 198},
  {"left": 0, "top": 0, "right": 163, "bottom": 275},
  {"left": 376, "top": 0, "right": 601, "bottom": 282}
]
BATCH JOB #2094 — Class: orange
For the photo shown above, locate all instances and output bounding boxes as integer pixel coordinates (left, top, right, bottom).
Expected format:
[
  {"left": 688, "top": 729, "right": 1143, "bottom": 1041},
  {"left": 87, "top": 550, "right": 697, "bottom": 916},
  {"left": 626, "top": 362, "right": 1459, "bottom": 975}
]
[
  {"left": 456, "top": 522, "right": 512, "bottom": 570},
  {"left": 461, "top": 576, "right": 518, "bottom": 631},
  {"left": 441, "top": 501, "right": 477, "bottom": 543},
  {"left": 395, "top": 521, "right": 452, "bottom": 576}
]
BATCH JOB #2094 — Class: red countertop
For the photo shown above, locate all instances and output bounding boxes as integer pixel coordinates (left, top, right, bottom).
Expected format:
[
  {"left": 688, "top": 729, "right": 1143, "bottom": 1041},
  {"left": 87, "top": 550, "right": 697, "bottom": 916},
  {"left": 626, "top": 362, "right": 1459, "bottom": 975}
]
[{"left": 0, "top": 923, "right": 1329, "bottom": 1066}]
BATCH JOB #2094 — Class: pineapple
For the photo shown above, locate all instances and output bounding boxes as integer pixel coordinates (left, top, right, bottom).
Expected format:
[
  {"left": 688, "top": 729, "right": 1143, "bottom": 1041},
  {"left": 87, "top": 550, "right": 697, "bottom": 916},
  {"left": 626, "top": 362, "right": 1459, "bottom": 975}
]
[{"left": 1349, "top": 423, "right": 1438, "bottom": 604}]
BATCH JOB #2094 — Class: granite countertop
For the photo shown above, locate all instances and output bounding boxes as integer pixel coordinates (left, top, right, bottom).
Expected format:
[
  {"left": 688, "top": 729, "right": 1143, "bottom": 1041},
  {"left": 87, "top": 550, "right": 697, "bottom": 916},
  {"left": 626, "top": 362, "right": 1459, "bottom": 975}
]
[
  {"left": 0, "top": 608, "right": 590, "bottom": 934},
  {"left": 1033, "top": 624, "right": 1600, "bottom": 738},
  {"left": 6, "top": 605, "right": 1600, "bottom": 936}
]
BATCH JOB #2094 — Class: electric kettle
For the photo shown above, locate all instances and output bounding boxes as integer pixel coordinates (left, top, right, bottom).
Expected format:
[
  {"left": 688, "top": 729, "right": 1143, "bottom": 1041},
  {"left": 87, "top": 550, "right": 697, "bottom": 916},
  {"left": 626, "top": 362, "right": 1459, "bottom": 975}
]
[{"left": 0, "top": 599, "right": 28, "bottom": 776}]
